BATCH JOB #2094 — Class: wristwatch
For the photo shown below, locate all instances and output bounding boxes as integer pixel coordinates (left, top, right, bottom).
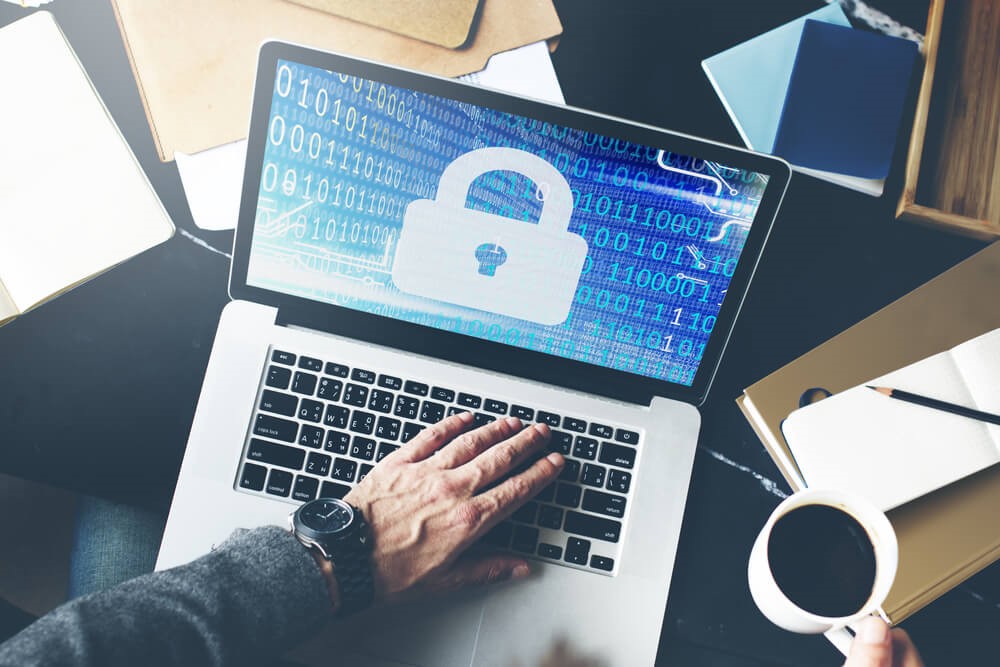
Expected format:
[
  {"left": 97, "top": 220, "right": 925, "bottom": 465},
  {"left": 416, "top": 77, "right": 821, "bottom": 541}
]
[{"left": 289, "top": 497, "right": 375, "bottom": 615}]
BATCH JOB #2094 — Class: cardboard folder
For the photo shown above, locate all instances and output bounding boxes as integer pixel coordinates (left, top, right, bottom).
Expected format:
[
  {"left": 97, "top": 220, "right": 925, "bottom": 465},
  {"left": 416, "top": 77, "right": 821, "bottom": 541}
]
[
  {"left": 110, "top": 0, "right": 562, "bottom": 161},
  {"left": 738, "top": 241, "right": 1000, "bottom": 622},
  {"left": 284, "top": 0, "right": 483, "bottom": 48}
]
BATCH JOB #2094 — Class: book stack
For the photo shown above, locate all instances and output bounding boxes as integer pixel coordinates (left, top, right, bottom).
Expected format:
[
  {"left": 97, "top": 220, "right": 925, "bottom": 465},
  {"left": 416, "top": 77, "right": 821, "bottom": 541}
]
[{"left": 703, "top": 5, "right": 919, "bottom": 196}]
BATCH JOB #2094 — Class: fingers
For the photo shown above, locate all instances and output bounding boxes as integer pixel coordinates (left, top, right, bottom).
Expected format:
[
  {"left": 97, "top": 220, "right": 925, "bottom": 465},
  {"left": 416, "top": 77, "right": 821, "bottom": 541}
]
[
  {"left": 434, "top": 416, "right": 525, "bottom": 469},
  {"left": 430, "top": 553, "right": 532, "bottom": 594},
  {"left": 469, "top": 449, "right": 564, "bottom": 526},
  {"left": 396, "top": 411, "right": 475, "bottom": 463},
  {"left": 843, "top": 617, "right": 892, "bottom": 667},
  {"left": 455, "top": 422, "right": 553, "bottom": 490}
]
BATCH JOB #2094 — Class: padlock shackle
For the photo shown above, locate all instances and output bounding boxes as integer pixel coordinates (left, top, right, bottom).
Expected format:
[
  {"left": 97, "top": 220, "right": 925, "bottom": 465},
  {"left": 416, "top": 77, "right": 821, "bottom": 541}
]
[{"left": 434, "top": 147, "right": 574, "bottom": 232}]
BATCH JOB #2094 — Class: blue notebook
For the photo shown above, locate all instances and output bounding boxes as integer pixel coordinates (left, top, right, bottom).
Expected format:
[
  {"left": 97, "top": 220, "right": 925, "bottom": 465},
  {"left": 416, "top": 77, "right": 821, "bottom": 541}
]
[
  {"left": 701, "top": 5, "right": 850, "bottom": 153},
  {"left": 772, "top": 19, "right": 918, "bottom": 180}
]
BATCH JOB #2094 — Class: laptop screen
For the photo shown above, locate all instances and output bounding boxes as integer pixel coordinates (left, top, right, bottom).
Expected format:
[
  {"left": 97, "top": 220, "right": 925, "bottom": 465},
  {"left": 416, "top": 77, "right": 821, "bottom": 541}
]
[{"left": 235, "top": 45, "right": 789, "bottom": 404}]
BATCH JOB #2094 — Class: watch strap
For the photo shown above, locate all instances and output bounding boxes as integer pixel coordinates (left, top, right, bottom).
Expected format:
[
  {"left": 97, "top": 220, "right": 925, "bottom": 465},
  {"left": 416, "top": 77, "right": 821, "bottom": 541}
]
[{"left": 329, "top": 514, "right": 374, "bottom": 616}]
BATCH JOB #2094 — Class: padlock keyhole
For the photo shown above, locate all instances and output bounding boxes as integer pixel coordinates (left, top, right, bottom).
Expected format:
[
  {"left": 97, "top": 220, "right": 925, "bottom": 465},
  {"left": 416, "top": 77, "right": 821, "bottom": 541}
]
[{"left": 474, "top": 243, "right": 508, "bottom": 277}]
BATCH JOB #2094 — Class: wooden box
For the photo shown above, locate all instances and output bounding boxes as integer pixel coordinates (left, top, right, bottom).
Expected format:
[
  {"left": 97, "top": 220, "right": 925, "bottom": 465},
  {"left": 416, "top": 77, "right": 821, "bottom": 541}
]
[{"left": 896, "top": 0, "right": 1000, "bottom": 240}]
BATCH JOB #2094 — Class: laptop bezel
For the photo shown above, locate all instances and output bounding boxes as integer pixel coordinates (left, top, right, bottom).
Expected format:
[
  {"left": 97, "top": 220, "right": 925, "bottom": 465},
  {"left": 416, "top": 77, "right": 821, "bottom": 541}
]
[{"left": 230, "top": 41, "right": 790, "bottom": 407}]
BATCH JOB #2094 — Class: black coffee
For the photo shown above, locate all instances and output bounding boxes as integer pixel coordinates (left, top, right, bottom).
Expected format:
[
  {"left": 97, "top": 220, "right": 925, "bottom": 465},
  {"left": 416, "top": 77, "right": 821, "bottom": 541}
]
[{"left": 767, "top": 504, "right": 877, "bottom": 618}]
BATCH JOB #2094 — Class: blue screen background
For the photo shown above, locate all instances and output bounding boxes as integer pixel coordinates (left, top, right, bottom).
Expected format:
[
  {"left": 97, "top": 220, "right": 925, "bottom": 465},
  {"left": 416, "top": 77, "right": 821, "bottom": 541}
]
[{"left": 247, "top": 60, "right": 769, "bottom": 386}]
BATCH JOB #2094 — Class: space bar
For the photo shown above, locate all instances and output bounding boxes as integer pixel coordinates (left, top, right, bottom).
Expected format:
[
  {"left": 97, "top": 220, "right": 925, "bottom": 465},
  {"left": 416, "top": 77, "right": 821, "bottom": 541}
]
[{"left": 563, "top": 510, "right": 621, "bottom": 543}]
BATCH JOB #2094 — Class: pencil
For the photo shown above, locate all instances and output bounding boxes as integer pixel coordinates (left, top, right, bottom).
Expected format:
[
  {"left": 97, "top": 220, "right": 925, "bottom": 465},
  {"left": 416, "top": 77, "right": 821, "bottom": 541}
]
[{"left": 866, "top": 386, "right": 1000, "bottom": 426}]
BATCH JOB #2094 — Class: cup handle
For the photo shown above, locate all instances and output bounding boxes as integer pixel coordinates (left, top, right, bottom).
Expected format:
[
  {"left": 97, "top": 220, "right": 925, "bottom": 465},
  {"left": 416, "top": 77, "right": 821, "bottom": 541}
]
[{"left": 824, "top": 627, "right": 854, "bottom": 656}]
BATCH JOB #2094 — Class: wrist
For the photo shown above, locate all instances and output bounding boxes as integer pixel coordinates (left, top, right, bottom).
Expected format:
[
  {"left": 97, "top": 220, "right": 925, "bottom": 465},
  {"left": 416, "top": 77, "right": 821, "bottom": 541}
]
[{"left": 310, "top": 548, "right": 342, "bottom": 614}]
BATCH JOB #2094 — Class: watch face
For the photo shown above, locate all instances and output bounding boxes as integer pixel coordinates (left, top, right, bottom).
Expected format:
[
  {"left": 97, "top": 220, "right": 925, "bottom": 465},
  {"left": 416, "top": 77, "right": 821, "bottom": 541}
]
[{"left": 299, "top": 498, "right": 354, "bottom": 534}]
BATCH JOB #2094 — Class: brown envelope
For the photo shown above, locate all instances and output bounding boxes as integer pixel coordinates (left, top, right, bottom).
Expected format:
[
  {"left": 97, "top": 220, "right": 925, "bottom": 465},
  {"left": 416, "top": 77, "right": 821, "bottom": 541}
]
[
  {"left": 110, "top": 0, "right": 563, "bottom": 161},
  {"left": 284, "top": 0, "right": 483, "bottom": 48}
]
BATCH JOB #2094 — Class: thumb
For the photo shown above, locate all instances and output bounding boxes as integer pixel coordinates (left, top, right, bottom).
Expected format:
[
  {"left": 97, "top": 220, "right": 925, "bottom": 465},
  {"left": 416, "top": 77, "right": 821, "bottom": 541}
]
[
  {"left": 844, "top": 617, "right": 893, "bottom": 667},
  {"left": 434, "top": 554, "right": 532, "bottom": 593}
]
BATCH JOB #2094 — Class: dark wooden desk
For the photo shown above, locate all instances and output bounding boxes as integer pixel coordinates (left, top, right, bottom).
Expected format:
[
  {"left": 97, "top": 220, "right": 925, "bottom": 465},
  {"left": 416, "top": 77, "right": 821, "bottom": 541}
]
[{"left": 0, "top": 1, "right": 994, "bottom": 664}]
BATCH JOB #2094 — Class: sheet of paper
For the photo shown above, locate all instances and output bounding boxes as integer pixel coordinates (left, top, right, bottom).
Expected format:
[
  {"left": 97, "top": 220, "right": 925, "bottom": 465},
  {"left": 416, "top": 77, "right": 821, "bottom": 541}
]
[
  {"left": 177, "top": 40, "right": 565, "bottom": 232},
  {"left": 783, "top": 329, "right": 1000, "bottom": 511},
  {"left": 0, "top": 12, "right": 174, "bottom": 311}
]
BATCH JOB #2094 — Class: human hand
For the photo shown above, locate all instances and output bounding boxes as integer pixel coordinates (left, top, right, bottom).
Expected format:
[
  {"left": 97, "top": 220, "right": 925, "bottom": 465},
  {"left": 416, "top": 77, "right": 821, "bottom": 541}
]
[
  {"left": 843, "top": 617, "right": 924, "bottom": 667},
  {"left": 343, "top": 411, "right": 563, "bottom": 605}
]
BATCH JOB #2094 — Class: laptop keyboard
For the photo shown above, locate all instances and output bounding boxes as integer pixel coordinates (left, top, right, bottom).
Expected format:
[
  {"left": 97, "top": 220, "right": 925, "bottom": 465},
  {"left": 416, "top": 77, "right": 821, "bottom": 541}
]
[{"left": 236, "top": 346, "right": 643, "bottom": 576}]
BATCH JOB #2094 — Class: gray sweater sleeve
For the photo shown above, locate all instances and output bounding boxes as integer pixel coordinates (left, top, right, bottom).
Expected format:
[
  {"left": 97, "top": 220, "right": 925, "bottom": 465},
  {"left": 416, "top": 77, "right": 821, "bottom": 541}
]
[{"left": 0, "top": 526, "right": 333, "bottom": 667}]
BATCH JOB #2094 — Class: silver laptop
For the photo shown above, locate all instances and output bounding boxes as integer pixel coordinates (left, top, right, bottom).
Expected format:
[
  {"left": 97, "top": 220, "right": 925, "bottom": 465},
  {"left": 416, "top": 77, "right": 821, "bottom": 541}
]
[{"left": 157, "top": 41, "right": 790, "bottom": 666}]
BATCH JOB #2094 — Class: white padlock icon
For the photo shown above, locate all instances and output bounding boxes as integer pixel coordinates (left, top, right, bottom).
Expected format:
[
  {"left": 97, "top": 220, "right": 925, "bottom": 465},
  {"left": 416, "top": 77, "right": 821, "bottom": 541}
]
[{"left": 392, "top": 147, "right": 588, "bottom": 326}]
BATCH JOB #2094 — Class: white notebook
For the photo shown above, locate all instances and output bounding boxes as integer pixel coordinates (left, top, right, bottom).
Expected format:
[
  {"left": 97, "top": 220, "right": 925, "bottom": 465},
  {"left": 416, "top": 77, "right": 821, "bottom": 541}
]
[
  {"left": 0, "top": 11, "right": 174, "bottom": 327},
  {"left": 782, "top": 328, "right": 1000, "bottom": 511}
]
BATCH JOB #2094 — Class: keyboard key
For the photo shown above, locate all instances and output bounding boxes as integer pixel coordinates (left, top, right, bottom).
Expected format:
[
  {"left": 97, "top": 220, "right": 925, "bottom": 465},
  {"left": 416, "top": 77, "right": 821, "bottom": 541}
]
[
  {"left": 614, "top": 428, "right": 640, "bottom": 445},
  {"left": 572, "top": 436, "right": 598, "bottom": 460},
  {"left": 317, "top": 378, "right": 343, "bottom": 402},
  {"left": 484, "top": 399, "right": 508, "bottom": 414},
  {"left": 565, "top": 537, "right": 590, "bottom": 565},
  {"left": 358, "top": 463, "right": 374, "bottom": 482},
  {"left": 401, "top": 422, "right": 424, "bottom": 443},
  {"left": 368, "top": 389, "right": 395, "bottom": 414},
  {"left": 298, "top": 425, "right": 324, "bottom": 449},
  {"left": 324, "top": 405, "right": 350, "bottom": 429},
  {"left": 563, "top": 416, "right": 586, "bottom": 432},
  {"left": 376, "top": 442, "right": 399, "bottom": 462},
  {"left": 512, "top": 501, "right": 538, "bottom": 524},
  {"left": 292, "top": 475, "right": 319, "bottom": 502},
  {"left": 350, "top": 437, "right": 376, "bottom": 461},
  {"left": 447, "top": 406, "right": 465, "bottom": 417},
  {"left": 305, "top": 452, "right": 331, "bottom": 477},
  {"left": 325, "top": 362, "right": 349, "bottom": 378},
  {"left": 581, "top": 464, "right": 606, "bottom": 487},
  {"left": 431, "top": 386, "right": 455, "bottom": 402},
  {"left": 375, "top": 416, "right": 401, "bottom": 441},
  {"left": 259, "top": 390, "right": 296, "bottom": 417},
  {"left": 331, "top": 457, "right": 357, "bottom": 482},
  {"left": 404, "top": 380, "right": 429, "bottom": 397},
  {"left": 474, "top": 413, "right": 496, "bottom": 427},
  {"left": 394, "top": 395, "right": 419, "bottom": 420},
  {"left": 537, "top": 505, "right": 563, "bottom": 530},
  {"left": 559, "top": 459, "right": 581, "bottom": 482},
  {"left": 248, "top": 438, "right": 305, "bottom": 470},
  {"left": 343, "top": 383, "right": 369, "bottom": 407},
  {"left": 510, "top": 405, "right": 535, "bottom": 420},
  {"left": 555, "top": 483, "right": 581, "bottom": 508},
  {"left": 378, "top": 375, "right": 402, "bottom": 390},
  {"left": 549, "top": 431, "right": 573, "bottom": 455},
  {"left": 590, "top": 555, "right": 614, "bottom": 572},
  {"left": 538, "top": 543, "right": 563, "bottom": 560},
  {"left": 265, "top": 365, "right": 292, "bottom": 389},
  {"left": 607, "top": 469, "right": 632, "bottom": 494},
  {"left": 239, "top": 462, "right": 267, "bottom": 491},
  {"left": 564, "top": 511, "right": 621, "bottom": 543},
  {"left": 253, "top": 415, "right": 297, "bottom": 443},
  {"left": 349, "top": 410, "right": 375, "bottom": 435},
  {"left": 272, "top": 350, "right": 296, "bottom": 365},
  {"left": 536, "top": 483, "right": 556, "bottom": 504},
  {"left": 324, "top": 430, "right": 350, "bottom": 455},
  {"left": 320, "top": 481, "right": 351, "bottom": 499},
  {"left": 419, "top": 401, "right": 446, "bottom": 424},
  {"left": 266, "top": 469, "right": 293, "bottom": 497},
  {"left": 352, "top": 368, "right": 376, "bottom": 384},
  {"left": 298, "top": 356, "right": 323, "bottom": 372},
  {"left": 537, "top": 411, "right": 561, "bottom": 427},
  {"left": 589, "top": 423, "right": 613, "bottom": 439},
  {"left": 582, "top": 489, "right": 627, "bottom": 518},
  {"left": 457, "top": 393, "right": 482, "bottom": 409},
  {"left": 512, "top": 525, "right": 539, "bottom": 554},
  {"left": 599, "top": 443, "right": 636, "bottom": 469},
  {"left": 297, "top": 398, "right": 324, "bottom": 423},
  {"left": 482, "top": 521, "right": 513, "bottom": 548},
  {"left": 291, "top": 372, "right": 317, "bottom": 396}
]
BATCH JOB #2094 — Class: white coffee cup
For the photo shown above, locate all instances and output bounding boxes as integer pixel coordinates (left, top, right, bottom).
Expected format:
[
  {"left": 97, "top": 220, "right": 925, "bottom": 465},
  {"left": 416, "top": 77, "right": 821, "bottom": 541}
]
[{"left": 747, "top": 488, "right": 898, "bottom": 655}]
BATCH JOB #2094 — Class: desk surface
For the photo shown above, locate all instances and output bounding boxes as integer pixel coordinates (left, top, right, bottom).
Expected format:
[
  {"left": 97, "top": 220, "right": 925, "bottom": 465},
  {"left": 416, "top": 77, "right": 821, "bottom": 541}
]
[{"left": 0, "top": 1, "right": 996, "bottom": 665}]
